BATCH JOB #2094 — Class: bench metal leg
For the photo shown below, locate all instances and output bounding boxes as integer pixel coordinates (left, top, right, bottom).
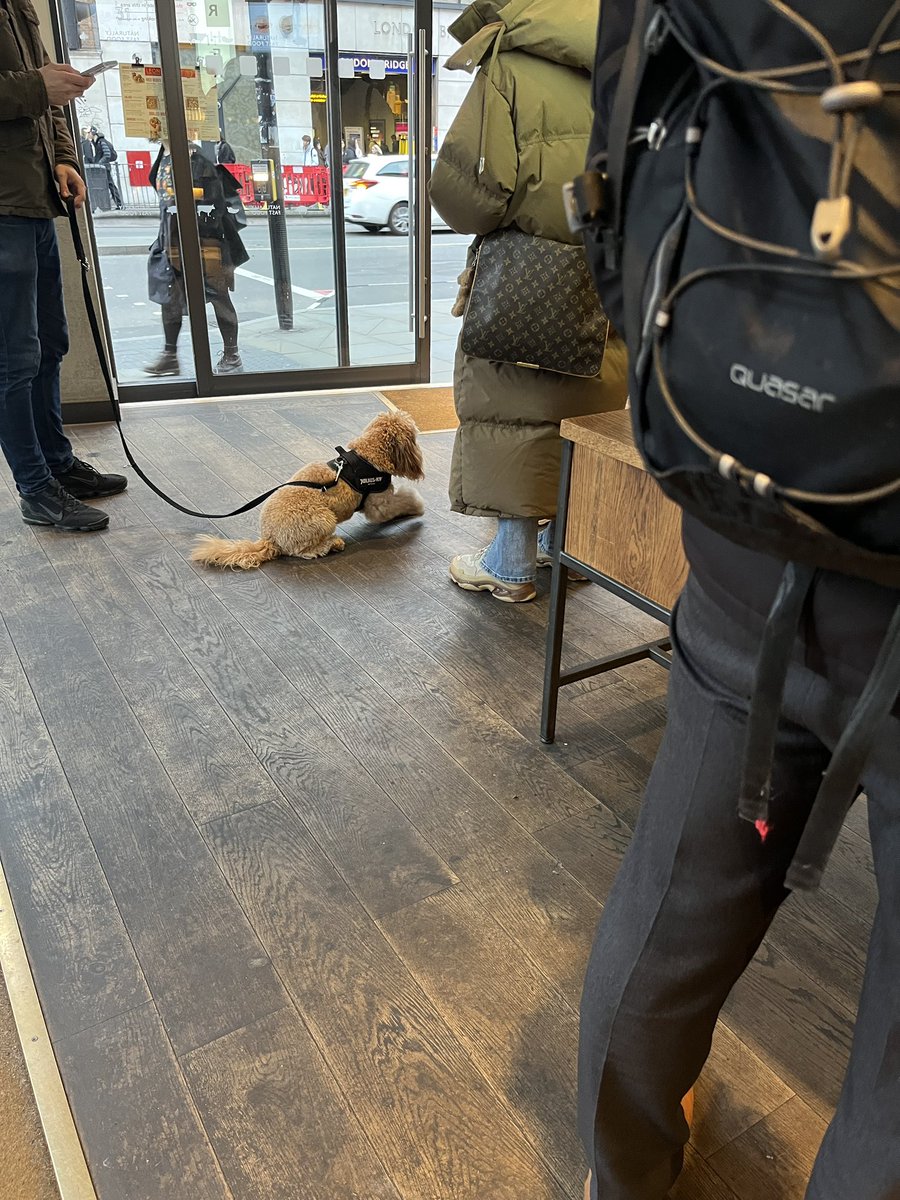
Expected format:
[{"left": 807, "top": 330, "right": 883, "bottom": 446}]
[{"left": 541, "top": 440, "right": 574, "bottom": 745}]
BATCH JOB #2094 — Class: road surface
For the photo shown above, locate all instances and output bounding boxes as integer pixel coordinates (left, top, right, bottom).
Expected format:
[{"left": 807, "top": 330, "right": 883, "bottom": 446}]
[{"left": 93, "top": 215, "right": 469, "bottom": 384}]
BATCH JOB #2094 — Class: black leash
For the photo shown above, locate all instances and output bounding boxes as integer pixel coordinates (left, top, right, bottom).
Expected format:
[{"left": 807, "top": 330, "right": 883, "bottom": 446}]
[{"left": 67, "top": 199, "right": 345, "bottom": 520}]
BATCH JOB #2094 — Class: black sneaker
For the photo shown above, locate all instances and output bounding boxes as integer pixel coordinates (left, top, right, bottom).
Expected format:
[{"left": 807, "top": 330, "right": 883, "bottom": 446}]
[
  {"left": 21, "top": 480, "right": 109, "bottom": 532},
  {"left": 216, "top": 350, "right": 243, "bottom": 375},
  {"left": 144, "top": 350, "right": 180, "bottom": 376},
  {"left": 54, "top": 457, "right": 127, "bottom": 499}
]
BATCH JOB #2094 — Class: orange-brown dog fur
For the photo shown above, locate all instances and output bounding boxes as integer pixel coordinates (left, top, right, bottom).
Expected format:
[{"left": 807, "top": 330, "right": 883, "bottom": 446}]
[{"left": 192, "top": 410, "right": 425, "bottom": 570}]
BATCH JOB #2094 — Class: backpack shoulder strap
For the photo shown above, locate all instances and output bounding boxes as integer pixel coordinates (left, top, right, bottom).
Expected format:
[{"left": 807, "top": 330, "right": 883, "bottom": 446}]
[{"left": 605, "top": 0, "right": 658, "bottom": 265}]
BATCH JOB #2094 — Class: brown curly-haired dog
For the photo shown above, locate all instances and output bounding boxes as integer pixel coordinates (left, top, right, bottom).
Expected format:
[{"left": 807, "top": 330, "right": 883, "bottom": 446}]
[{"left": 192, "top": 410, "right": 425, "bottom": 570}]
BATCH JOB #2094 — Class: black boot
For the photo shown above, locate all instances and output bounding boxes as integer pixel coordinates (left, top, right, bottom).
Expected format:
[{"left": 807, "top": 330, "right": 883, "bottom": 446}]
[
  {"left": 20, "top": 480, "right": 109, "bottom": 532},
  {"left": 54, "top": 457, "right": 127, "bottom": 499},
  {"left": 216, "top": 349, "right": 243, "bottom": 375},
  {"left": 144, "top": 349, "right": 180, "bottom": 376}
]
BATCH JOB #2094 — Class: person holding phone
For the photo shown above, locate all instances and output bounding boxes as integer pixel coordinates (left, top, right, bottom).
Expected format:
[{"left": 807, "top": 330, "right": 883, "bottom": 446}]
[{"left": 0, "top": 2, "right": 126, "bottom": 531}]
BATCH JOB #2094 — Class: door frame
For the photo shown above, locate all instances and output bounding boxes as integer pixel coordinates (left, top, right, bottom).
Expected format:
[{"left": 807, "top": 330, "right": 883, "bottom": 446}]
[{"left": 74, "top": 0, "right": 435, "bottom": 403}]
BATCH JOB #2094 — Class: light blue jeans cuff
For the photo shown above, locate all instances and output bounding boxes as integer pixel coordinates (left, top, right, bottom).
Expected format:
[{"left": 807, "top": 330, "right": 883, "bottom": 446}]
[{"left": 482, "top": 517, "right": 555, "bottom": 584}]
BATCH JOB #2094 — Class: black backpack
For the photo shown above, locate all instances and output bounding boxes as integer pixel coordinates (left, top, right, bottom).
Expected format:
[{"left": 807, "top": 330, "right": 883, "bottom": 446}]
[{"left": 571, "top": 1, "right": 900, "bottom": 889}]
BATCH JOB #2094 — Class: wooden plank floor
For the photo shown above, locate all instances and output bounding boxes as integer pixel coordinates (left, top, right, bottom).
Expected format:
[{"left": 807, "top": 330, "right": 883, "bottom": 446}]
[{"left": 0, "top": 394, "right": 874, "bottom": 1200}]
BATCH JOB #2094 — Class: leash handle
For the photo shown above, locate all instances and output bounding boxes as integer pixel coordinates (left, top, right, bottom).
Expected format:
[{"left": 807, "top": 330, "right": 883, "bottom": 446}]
[{"left": 67, "top": 199, "right": 337, "bottom": 521}]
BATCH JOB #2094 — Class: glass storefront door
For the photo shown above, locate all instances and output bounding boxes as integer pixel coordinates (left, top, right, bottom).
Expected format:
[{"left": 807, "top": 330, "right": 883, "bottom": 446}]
[{"left": 68, "top": 0, "right": 437, "bottom": 398}]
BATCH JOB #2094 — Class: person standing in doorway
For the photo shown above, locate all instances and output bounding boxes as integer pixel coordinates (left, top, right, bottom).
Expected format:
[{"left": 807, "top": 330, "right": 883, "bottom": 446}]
[
  {"left": 89, "top": 126, "right": 124, "bottom": 209},
  {"left": 0, "top": 9, "right": 127, "bottom": 532}
]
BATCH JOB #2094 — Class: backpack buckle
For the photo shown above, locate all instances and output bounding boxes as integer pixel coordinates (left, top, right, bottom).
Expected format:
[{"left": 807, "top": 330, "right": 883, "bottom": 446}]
[{"left": 564, "top": 171, "right": 611, "bottom": 235}]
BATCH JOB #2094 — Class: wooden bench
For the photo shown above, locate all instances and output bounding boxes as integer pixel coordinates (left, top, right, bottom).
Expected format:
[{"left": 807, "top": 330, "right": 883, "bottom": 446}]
[{"left": 541, "top": 410, "right": 689, "bottom": 743}]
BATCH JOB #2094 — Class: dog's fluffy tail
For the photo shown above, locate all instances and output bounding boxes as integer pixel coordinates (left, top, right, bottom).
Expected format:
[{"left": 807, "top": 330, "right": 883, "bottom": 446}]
[{"left": 191, "top": 535, "right": 280, "bottom": 570}]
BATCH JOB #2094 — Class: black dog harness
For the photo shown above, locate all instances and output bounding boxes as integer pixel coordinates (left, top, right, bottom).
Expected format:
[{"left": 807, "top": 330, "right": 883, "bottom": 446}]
[{"left": 323, "top": 447, "right": 393, "bottom": 511}]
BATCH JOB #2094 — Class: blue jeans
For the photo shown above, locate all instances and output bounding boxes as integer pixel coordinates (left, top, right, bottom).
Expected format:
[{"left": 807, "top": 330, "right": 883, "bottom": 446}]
[
  {"left": 482, "top": 518, "right": 555, "bottom": 584},
  {"left": 0, "top": 217, "right": 74, "bottom": 495}
]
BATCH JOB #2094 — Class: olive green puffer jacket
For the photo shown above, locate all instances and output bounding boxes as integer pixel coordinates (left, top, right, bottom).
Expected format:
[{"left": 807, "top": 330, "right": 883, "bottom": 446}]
[{"left": 430, "top": 0, "right": 627, "bottom": 520}]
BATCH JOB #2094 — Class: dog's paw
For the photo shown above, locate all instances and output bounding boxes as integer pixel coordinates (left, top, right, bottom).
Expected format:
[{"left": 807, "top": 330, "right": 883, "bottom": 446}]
[
  {"left": 329, "top": 537, "right": 346, "bottom": 554},
  {"left": 363, "top": 484, "right": 425, "bottom": 524}
]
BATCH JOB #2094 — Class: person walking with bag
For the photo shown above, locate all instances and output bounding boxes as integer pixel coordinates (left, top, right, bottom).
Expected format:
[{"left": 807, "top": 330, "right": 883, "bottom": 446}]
[
  {"left": 0, "top": 6, "right": 126, "bottom": 531},
  {"left": 430, "top": 0, "right": 627, "bottom": 603},
  {"left": 144, "top": 142, "right": 248, "bottom": 376}
]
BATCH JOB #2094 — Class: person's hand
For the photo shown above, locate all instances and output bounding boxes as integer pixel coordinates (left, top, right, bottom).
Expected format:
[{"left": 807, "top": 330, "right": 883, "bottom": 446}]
[
  {"left": 55, "top": 164, "right": 87, "bottom": 210},
  {"left": 39, "top": 62, "right": 93, "bottom": 106}
]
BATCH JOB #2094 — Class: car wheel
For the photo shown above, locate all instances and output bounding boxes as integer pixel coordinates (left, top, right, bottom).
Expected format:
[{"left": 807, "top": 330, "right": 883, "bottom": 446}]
[
  {"left": 362, "top": 223, "right": 383, "bottom": 233},
  {"left": 388, "top": 202, "right": 410, "bottom": 236}
]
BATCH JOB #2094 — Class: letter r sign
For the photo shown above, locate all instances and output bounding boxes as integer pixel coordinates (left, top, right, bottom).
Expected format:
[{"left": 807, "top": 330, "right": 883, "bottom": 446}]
[{"left": 207, "top": 0, "right": 229, "bottom": 26}]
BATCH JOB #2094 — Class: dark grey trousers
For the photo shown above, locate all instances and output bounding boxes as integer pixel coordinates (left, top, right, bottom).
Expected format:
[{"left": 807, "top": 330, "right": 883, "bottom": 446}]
[{"left": 578, "top": 574, "right": 900, "bottom": 1200}]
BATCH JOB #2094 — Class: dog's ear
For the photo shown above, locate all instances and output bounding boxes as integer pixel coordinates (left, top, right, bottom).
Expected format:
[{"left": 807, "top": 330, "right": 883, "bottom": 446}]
[{"left": 389, "top": 413, "right": 425, "bottom": 481}]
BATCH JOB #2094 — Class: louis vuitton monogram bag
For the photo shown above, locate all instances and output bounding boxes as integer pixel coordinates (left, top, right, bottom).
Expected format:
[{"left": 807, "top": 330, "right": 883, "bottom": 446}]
[{"left": 461, "top": 228, "right": 609, "bottom": 378}]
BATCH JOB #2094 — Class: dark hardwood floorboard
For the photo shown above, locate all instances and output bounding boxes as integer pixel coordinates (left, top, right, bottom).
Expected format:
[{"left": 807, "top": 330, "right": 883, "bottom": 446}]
[
  {"left": 533, "top": 803, "right": 633, "bottom": 909},
  {"left": 708, "top": 1096, "right": 828, "bottom": 1200},
  {"left": 190, "top": 406, "right": 312, "bottom": 481},
  {"left": 100, "top": 524, "right": 457, "bottom": 920},
  {"left": 224, "top": 403, "right": 337, "bottom": 464},
  {"left": 181, "top": 1007, "right": 403, "bottom": 1200},
  {"left": 178, "top": 544, "right": 605, "bottom": 1009},
  {"left": 38, "top": 531, "right": 287, "bottom": 826},
  {"left": 69, "top": 423, "right": 220, "bottom": 537},
  {"left": 275, "top": 396, "right": 389, "bottom": 447},
  {"left": 763, "top": 886, "right": 870, "bottom": 1018},
  {"left": 378, "top": 884, "right": 584, "bottom": 1193},
  {"left": 670, "top": 1147, "right": 741, "bottom": 1200},
  {"left": 205, "top": 802, "right": 569, "bottom": 1200},
  {"left": 0, "top": 516, "right": 289, "bottom": 1057},
  {"left": 722, "top": 941, "right": 853, "bottom": 1121},
  {"left": 55, "top": 1002, "right": 234, "bottom": 1200},
  {"left": 690, "top": 1023, "right": 794, "bottom": 1160},
  {"left": 278, "top": 555, "right": 604, "bottom": 833},
  {"left": 0, "top": 609, "right": 150, "bottom": 1041},
  {"left": 0, "top": 402, "right": 876, "bottom": 1199},
  {"left": 115, "top": 419, "right": 261, "bottom": 540}
]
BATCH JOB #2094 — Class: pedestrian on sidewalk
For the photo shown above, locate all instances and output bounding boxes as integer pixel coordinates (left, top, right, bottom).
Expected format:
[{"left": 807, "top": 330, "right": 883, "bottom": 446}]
[
  {"left": 0, "top": 7, "right": 127, "bottom": 532},
  {"left": 215, "top": 135, "right": 236, "bottom": 165},
  {"left": 299, "top": 134, "right": 319, "bottom": 167},
  {"left": 89, "top": 127, "right": 124, "bottom": 209},
  {"left": 429, "top": 0, "right": 627, "bottom": 603}
]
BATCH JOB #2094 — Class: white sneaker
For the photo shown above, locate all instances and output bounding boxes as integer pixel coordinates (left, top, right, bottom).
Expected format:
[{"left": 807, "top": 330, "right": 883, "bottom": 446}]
[{"left": 449, "top": 551, "right": 537, "bottom": 603}]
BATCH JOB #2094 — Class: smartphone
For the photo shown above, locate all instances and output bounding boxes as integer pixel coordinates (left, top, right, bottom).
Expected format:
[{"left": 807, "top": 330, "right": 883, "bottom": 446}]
[{"left": 82, "top": 60, "right": 117, "bottom": 78}]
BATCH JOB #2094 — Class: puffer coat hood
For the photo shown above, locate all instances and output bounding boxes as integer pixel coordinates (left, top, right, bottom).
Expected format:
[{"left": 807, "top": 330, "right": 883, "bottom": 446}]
[{"left": 430, "top": 0, "right": 627, "bottom": 522}]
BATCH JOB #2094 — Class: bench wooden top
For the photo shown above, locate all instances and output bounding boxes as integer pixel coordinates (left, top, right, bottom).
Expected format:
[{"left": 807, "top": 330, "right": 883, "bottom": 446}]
[{"left": 559, "top": 410, "right": 644, "bottom": 471}]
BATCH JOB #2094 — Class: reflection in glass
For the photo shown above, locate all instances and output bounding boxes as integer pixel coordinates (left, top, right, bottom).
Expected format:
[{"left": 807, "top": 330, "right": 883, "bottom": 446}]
[{"left": 70, "top": 0, "right": 471, "bottom": 387}]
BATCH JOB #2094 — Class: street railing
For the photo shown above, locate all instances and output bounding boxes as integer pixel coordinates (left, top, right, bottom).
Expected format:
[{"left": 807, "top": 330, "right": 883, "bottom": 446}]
[{"left": 86, "top": 162, "right": 332, "bottom": 217}]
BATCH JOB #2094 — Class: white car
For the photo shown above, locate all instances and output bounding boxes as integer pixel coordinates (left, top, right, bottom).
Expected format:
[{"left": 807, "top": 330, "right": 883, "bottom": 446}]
[{"left": 343, "top": 155, "right": 448, "bottom": 236}]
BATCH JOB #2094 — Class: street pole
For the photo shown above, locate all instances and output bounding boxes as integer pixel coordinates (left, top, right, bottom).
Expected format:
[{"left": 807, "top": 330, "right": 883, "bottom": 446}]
[{"left": 255, "top": 45, "right": 293, "bottom": 330}]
